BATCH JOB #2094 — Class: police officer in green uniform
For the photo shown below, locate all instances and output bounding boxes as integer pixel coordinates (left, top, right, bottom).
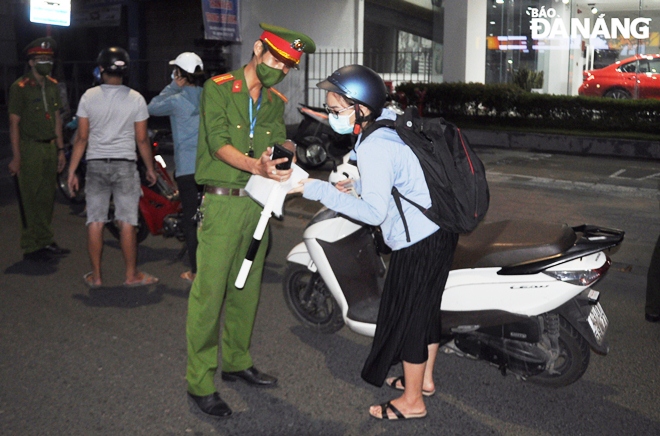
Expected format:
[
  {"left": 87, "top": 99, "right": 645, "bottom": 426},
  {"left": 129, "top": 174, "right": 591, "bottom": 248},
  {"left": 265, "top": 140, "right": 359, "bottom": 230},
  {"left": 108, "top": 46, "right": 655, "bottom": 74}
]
[
  {"left": 8, "top": 37, "right": 70, "bottom": 263},
  {"left": 186, "top": 23, "right": 315, "bottom": 418}
]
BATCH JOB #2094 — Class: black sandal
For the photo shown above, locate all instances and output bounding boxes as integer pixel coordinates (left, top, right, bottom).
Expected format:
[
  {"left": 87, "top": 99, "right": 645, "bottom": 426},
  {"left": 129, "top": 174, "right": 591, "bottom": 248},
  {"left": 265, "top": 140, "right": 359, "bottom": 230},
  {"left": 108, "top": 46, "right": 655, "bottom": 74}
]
[{"left": 371, "top": 401, "right": 427, "bottom": 420}]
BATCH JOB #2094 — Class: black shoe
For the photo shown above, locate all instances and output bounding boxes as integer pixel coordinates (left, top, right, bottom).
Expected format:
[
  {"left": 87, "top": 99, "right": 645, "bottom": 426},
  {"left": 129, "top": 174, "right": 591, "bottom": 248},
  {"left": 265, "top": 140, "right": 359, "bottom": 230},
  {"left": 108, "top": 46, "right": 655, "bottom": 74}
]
[
  {"left": 187, "top": 392, "right": 232, "bottom": 418},
  {"left": 645, "top": 313, "right": 660, "bottom": 323},
  {"left": 221, "top": 366, "right": 278, "bottom": 387},
  {"left": 43, "top": 243, "right": 70, "bottom": 256},
  {"left": 23, "top": 248, "right": 57, "bottom": 264}
]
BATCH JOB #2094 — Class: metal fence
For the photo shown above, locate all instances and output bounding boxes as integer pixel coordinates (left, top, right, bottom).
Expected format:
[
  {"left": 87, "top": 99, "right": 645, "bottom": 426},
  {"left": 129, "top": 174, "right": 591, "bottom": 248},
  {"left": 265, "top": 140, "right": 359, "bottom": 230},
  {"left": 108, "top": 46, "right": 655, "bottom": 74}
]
[{"left": 303, "top": 49, "right": 435, "bottom": 107}]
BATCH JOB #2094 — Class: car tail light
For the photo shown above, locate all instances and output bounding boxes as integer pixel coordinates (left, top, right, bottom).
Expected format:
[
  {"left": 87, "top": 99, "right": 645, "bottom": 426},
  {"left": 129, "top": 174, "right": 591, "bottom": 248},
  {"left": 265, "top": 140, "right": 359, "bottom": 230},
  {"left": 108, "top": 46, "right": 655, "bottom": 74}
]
[{"left": 543, "top": 257, "right": 611, "bottom": 286}]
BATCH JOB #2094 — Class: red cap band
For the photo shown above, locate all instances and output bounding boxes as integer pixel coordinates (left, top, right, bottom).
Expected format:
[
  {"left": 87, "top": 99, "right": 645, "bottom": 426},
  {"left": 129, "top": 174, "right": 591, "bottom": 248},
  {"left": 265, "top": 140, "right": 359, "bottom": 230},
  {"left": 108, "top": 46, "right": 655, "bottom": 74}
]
[
  {"left": 260, "top": 30, "right": 302, "bottom": 66},
  {"left": 27, "top": 46, "right": 54, "bottom": 56}
]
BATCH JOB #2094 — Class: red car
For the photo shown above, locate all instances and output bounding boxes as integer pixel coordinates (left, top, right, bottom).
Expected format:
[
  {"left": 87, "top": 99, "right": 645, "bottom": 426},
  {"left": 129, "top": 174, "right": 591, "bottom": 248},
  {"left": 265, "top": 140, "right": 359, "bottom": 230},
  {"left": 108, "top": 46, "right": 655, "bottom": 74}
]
[{"left": 578, "top": 54, "right": 660, "bottom": 99}]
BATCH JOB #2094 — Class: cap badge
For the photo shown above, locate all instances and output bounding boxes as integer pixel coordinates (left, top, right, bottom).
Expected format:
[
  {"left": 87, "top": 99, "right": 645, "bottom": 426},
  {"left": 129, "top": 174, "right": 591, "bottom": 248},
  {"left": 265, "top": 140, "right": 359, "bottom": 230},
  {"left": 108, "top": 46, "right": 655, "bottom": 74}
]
[
  {"left": 291, "top": 39, "right": 304, "bottom": 52},
  {"left": 41, "top": 41, "right": 51, "bottom": 49}
]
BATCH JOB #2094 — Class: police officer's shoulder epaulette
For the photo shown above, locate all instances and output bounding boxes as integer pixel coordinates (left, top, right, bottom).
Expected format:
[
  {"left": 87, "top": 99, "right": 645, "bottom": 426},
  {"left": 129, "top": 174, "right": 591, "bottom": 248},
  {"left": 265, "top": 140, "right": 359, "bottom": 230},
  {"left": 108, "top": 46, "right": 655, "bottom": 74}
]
[
  {"left": 17, "top": 77, "right": 31, "bottom": 88},
  {"left": 212, "top": 73, "right": 234, "bottom": 86},
  {"left": 47, "top": 76, "right": 58, "bottom": 84},
  {"left": 269, "top": 87, "right": 288, "bottom": 103}
]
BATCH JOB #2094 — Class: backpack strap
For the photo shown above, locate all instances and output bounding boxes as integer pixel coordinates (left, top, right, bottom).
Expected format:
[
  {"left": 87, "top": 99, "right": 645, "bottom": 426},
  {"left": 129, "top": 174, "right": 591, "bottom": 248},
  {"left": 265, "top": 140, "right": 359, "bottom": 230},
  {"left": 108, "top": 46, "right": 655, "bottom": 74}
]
[
  {"left": 360, "top": 119, "right": 394, "bottom": 142},
  {"left": 391, "top": 186, "right": 430, "bottom": 243}
]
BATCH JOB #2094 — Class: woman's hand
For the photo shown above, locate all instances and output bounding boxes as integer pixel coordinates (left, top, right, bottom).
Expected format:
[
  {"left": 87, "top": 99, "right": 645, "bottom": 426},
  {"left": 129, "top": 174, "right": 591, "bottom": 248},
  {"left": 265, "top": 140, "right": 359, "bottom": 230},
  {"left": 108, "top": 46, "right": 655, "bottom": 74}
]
[
  {"left": 333, "top": 178, "right": 355, "bottom": 193},
  {"left": 288, "top": 178, "right": 315, "bottom": 194}
]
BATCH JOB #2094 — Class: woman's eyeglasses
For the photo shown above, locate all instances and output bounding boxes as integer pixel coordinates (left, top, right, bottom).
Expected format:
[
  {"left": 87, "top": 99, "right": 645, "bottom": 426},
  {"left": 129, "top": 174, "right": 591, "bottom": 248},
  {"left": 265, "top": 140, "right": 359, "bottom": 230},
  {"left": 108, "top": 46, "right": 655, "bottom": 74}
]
[{"left": 323, "top": 103, "right": 354, "bottom": 119}]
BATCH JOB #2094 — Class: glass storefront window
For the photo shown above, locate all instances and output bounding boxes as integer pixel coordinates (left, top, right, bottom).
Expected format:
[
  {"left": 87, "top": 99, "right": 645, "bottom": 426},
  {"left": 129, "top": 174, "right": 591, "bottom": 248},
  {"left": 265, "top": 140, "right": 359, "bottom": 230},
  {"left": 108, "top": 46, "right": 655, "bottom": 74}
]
[{"left": 486, "top": 0, "right": 660, "bottom": 99}]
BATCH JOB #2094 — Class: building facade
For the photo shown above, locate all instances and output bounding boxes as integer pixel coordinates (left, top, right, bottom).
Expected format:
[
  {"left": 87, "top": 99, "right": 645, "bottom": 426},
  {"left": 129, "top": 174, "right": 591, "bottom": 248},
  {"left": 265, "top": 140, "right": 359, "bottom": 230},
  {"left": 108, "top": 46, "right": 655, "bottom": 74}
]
[{"left": 3, "top": 0, "right": 660, "bottom": 121}]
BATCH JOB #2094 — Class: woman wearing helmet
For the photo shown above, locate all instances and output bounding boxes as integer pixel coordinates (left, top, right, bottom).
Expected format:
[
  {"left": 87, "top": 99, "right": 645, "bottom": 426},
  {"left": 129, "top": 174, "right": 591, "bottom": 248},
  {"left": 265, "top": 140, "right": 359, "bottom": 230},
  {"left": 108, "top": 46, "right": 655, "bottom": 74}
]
[
  {"left": 147, "top": 52, "right": 205, "bottom": 283},
  {"left": 291, "top": 65, "right": 458, "bottom": 421}
]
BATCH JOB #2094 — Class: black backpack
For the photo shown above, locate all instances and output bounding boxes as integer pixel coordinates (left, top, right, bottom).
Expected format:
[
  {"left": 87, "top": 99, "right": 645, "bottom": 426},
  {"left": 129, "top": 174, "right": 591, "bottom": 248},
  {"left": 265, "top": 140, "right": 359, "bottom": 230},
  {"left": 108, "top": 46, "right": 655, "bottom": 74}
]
[{"left": 362, "top": 107, "right": 489, "bottom": 240}]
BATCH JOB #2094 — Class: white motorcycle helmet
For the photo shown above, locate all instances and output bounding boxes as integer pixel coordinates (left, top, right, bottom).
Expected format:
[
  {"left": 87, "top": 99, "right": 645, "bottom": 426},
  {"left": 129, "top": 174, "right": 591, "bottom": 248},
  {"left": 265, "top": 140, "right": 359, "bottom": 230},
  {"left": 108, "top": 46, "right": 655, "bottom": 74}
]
[{"left": 169, "top": 52, "right": 203, "bottom": 74}]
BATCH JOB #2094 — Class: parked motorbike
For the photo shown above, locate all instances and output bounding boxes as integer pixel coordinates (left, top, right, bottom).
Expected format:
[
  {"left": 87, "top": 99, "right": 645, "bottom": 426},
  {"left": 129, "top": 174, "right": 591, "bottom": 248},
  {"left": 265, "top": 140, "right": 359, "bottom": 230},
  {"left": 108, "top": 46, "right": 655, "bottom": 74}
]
[
  {"left": 105, "top": 155, "right": 184, "bottom": 245},
  {"left": 283, "top": 158, "right": 624, "bottom": 388},
  {"left": 292, "top": 104, "right": 353, "bottom": 168}
]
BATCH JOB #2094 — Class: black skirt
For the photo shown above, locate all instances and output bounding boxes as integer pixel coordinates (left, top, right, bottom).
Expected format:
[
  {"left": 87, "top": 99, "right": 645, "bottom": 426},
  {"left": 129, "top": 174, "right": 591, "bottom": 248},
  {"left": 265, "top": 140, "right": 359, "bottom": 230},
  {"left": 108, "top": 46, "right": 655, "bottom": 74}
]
[{"left": 361, "top": 228, "right": 458, "bottom": 387}]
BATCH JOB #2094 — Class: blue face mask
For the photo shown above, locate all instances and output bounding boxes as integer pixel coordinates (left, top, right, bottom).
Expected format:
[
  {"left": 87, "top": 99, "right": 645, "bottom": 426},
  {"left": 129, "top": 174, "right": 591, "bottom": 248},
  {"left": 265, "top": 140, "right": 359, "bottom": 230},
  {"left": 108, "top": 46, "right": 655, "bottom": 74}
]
[{"left": 328, "top": 110, "right": 355, "bottom": 135}]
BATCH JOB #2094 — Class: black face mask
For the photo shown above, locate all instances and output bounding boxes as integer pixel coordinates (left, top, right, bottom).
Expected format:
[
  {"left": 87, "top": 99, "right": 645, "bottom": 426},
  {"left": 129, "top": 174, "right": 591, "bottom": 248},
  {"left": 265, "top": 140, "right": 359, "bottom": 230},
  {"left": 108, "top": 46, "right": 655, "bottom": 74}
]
[{"left": 35, "top": 61, "right": 53, "bottom": 76}]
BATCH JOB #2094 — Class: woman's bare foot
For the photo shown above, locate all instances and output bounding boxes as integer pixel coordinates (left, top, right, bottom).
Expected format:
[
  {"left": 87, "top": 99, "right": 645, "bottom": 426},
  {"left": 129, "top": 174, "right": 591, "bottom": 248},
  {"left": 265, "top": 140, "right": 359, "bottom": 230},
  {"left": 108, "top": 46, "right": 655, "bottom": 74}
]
[{"left": 385, "top": 376, "right": 436, "bottom": 397}]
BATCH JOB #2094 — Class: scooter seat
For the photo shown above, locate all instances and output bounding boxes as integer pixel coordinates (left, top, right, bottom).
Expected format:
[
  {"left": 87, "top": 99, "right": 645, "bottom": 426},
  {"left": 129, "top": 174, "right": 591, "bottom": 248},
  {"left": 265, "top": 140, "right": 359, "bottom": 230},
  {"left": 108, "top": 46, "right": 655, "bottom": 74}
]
[{"left": 451, "top": 220, "right": 576, "bottom": 270}]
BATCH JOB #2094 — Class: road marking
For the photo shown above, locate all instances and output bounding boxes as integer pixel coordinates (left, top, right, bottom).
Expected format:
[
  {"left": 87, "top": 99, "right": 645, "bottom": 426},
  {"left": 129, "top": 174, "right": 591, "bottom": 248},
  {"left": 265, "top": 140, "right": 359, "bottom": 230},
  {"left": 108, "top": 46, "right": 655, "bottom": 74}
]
[
  {"left": 487, "top": 171, "right": 659, "bottom": 198},
  {"left": 609, "top": 169, "right": 628, "bottom": 179}
]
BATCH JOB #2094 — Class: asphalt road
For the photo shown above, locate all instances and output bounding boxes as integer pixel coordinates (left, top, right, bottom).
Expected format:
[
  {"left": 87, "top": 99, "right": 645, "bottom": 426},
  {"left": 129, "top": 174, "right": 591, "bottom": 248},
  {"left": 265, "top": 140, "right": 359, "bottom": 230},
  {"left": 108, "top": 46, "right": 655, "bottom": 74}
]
[{"left": 1, "top": 148, "right": 659, "bottom": 435}]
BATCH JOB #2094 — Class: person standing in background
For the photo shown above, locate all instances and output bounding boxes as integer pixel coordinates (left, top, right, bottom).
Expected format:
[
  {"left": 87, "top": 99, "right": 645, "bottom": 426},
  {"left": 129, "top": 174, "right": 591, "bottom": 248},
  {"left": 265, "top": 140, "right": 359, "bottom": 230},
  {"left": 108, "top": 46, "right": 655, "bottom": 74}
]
[
  {"left": 148, "top": 52, "right": 205, "bottom": 283},
  {"left": 67, "top": 47, "right": 158, "bottom": 288},
  {"left": 8, "top": 37, "right": 70, "bottom": 263}
]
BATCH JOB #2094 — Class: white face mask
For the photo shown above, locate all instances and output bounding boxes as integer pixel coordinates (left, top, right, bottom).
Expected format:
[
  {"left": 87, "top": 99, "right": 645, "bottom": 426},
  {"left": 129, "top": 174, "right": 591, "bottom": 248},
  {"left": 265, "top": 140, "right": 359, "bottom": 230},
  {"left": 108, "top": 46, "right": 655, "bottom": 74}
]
[{"left": 328, "top": 110, "right": 355, "bottom": 135}]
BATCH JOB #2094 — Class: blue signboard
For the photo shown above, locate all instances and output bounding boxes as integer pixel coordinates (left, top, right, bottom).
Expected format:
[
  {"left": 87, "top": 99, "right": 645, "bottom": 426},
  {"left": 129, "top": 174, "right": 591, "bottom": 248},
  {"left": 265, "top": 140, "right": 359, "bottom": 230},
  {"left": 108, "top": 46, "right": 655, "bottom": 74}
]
[{"left": 201, "top": 0, "right": 241, "bottom": 42}]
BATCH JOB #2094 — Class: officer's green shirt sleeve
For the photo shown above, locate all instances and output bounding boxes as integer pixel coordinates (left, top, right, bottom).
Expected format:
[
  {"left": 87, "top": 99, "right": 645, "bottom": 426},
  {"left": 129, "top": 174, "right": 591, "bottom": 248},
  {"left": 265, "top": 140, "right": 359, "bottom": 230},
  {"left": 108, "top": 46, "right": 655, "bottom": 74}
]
[
  {"left": 8, "top": 81, "right": 24, "bottom": 117},
  {"left": 200, "top": 78, "right": 232, "bottom": 159}
]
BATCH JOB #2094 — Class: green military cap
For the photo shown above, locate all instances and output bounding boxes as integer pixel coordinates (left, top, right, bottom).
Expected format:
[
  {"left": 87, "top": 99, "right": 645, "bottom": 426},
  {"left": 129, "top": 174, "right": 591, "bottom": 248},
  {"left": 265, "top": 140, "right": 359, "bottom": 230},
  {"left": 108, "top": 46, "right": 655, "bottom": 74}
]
[
  {"left": 25, "top": 37, "right": 57, "bottom": 58},
  {"left": 259, "top": 23, "right": 316, "bottom": 68}
]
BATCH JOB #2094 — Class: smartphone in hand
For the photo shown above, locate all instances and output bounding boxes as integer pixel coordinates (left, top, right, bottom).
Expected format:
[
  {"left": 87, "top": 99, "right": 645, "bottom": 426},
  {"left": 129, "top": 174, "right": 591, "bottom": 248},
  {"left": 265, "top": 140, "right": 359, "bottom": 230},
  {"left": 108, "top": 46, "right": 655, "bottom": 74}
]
[{"left": 272, "top": 143, "right": 294, "bottom": 170}]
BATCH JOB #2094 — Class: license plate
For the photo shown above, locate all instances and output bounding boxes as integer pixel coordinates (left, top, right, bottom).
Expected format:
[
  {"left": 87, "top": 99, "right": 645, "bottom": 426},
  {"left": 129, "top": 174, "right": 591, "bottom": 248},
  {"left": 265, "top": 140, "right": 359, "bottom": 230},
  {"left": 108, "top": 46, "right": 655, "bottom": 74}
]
[{"left": 587, "top": 303, "right": 609, "bottom": 344}]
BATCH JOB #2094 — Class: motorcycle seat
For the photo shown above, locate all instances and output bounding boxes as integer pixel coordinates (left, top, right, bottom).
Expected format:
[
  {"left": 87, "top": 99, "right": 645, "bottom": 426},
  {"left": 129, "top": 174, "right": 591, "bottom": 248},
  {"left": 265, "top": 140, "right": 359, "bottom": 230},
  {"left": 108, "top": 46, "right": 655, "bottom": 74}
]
[{"left": 451, "top": 220, "right": 576, "bottom": 270}]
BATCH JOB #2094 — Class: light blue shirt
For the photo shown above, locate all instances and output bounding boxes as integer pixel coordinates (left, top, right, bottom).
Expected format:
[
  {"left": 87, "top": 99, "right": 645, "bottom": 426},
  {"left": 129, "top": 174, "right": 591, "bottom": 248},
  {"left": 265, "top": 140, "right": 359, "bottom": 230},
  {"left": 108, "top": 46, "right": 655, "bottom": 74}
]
[
  {"left": 303, "top": 108, "right": 439, "bottom": 250},
  {"left": 147, "top": 81, "right": 202, "bottom": 177}
]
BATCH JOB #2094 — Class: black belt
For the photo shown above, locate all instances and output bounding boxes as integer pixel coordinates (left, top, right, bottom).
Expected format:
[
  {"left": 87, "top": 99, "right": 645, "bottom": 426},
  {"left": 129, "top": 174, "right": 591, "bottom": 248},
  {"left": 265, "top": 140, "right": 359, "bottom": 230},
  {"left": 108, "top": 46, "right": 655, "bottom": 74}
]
[
  {"left": 204, "top": 185, "right": 248, "bottom": 197},
  {"left": 33, "top": 138, "right": 55, "bottom": 144},
  {"left": 87, "top": 158, "right": 136, "bottom": 163}
]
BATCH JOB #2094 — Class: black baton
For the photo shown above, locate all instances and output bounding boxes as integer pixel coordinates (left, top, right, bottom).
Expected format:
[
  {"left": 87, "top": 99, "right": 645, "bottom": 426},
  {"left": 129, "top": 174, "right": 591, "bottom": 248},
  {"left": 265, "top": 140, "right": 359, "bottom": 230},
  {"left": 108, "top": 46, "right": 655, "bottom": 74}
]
[{"left": 12, "top": 174, "right": 27, "bottom": 229}]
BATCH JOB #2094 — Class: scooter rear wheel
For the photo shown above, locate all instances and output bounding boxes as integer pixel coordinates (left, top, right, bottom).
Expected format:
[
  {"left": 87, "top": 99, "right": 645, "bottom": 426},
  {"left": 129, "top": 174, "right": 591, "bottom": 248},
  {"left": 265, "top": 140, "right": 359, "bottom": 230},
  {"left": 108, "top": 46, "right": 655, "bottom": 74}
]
[
  {"left": 530, "top": 315, "right": 590, "bottom": 388},
  {"left": 283, "top": 263, "right": 344, "bottom": 334}
]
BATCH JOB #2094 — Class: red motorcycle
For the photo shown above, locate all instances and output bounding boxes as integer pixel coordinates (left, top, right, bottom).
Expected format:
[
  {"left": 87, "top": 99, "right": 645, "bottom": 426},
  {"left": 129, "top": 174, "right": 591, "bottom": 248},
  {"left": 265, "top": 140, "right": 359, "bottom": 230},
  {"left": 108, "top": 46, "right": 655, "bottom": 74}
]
[{"left": 105, "top": 154, "right": 184, "bottom": 244}]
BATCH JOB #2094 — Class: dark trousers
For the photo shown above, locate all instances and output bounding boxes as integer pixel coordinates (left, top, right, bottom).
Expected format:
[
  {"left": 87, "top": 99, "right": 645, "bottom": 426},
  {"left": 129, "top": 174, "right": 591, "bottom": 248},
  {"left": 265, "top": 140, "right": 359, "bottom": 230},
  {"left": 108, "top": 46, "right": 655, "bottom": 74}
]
[
  {"left": 175, "top": 174, "right": 201, "bottom": 274},
  {"left": 646, "top": 234, "right": 660, "bottom": 316}
]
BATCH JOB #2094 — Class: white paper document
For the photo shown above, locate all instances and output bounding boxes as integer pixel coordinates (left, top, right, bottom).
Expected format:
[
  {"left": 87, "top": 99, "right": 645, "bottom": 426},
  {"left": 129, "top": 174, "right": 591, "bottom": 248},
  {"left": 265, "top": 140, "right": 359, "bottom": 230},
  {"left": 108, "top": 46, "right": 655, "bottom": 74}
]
[{"left": 244, "top": 163, "right": 309, "bottom": 218}]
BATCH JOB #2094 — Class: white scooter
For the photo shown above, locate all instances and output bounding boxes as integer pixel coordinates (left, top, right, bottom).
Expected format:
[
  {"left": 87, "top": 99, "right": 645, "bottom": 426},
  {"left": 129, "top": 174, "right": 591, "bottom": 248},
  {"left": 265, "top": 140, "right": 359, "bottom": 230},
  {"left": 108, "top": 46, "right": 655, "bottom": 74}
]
[{"left": 283, "top": 157, "right": 624, "bottom": 387}]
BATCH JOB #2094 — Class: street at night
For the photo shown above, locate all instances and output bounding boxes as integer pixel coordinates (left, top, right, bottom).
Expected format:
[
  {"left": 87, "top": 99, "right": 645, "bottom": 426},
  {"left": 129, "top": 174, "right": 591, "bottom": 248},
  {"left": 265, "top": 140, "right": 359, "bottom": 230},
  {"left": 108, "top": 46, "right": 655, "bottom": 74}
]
[{"left": 1, "top": 148, "right": 659, "bottom": 435}]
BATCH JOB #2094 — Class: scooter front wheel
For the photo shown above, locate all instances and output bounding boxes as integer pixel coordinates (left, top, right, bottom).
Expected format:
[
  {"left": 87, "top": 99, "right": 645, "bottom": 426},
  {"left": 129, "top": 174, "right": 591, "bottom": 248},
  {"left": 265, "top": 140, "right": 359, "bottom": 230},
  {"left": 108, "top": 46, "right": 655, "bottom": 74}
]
[{"left": 283, "top": 263, "right": 344, "bottom": 334}]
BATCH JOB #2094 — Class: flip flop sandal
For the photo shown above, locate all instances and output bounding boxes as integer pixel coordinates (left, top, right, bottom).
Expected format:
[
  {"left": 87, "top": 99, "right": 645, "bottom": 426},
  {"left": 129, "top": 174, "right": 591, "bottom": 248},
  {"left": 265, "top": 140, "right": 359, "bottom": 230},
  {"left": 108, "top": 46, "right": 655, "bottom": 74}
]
[
  {"left": 83, "top": 272, "right": 102, "bottom": 289},
  {"left": 386, "top": 375, "right": 436, "bottom": 397},
  {"left": 370, "top": 401, "right": 427, "bottom": 420},
  {"left": 123, "top": 272, "right": 159, "bottom": 287}
]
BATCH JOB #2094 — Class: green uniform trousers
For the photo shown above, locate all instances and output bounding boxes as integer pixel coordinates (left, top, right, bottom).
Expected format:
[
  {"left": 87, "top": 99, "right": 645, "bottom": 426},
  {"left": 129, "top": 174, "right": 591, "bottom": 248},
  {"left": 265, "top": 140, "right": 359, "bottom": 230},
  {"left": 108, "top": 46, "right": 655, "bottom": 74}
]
[
  {"left": 18, "top": 139, "right": 57, "bottom": 254},
  {"left": 186, "top": 193, "right": 270, "bottom": 396}
]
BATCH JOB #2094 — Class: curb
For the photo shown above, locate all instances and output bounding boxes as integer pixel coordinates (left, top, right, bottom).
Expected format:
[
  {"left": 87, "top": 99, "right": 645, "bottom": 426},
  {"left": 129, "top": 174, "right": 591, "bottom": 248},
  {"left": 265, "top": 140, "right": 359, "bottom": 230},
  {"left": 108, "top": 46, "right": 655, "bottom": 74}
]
[{"left": 464, "top": 129, "right": 660, "bottom": 160}]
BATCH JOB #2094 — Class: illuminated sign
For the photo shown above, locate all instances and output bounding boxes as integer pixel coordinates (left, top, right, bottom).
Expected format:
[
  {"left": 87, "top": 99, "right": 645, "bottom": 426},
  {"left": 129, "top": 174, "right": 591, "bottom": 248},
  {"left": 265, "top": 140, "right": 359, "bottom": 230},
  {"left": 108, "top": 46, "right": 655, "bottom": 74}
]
[
  {"left": 529, "top": 7, "right": 651, "bottom": 40},
  {"left": 30, "top": 0, "right": 71, "bottom": 27}
]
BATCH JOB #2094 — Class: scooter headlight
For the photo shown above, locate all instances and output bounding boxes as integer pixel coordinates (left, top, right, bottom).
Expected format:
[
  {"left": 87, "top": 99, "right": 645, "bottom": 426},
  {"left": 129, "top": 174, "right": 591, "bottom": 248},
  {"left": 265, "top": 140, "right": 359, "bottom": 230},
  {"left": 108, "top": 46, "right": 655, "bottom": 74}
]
[{"left": 543, "top": 258, "right": 611, "bottom": 286}]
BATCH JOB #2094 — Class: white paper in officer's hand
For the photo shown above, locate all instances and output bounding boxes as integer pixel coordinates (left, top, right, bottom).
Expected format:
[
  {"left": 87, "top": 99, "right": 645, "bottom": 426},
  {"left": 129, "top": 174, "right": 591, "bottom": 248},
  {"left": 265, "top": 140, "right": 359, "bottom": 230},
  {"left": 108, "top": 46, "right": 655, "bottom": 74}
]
[{"left": 245, "top": 163, "right": 308, "bottom": 218}]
